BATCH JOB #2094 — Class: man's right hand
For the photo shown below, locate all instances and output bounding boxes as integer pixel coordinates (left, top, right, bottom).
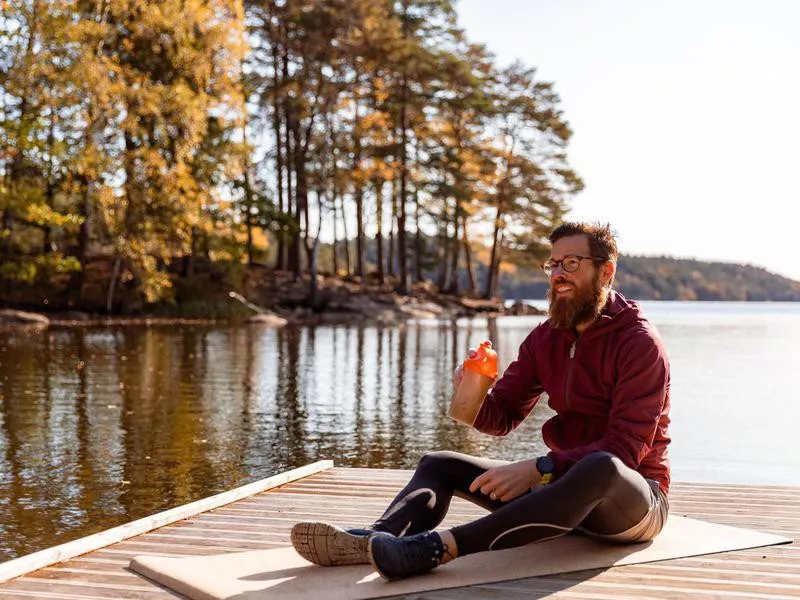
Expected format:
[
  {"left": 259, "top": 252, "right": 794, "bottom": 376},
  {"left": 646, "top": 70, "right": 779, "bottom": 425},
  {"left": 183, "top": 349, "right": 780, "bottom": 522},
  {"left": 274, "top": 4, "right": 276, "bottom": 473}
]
[{"left": 452, "top": 347, "right": 478, "bottom": 389}]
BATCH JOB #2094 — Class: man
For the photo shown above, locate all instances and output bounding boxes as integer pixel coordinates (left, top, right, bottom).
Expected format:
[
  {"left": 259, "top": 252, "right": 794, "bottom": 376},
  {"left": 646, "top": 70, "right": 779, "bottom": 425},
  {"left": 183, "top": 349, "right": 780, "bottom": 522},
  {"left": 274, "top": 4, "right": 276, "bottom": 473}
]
[{"left": 291, "top": 221, "right": 671, "bottom": 581}]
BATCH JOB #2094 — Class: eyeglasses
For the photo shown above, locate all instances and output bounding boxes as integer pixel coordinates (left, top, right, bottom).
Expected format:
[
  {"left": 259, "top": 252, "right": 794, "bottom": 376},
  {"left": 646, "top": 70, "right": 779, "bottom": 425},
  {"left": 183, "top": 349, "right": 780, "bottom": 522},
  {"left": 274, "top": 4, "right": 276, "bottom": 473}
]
[{"left": 542, "top": 255, "right": 606, "bottom": 277}]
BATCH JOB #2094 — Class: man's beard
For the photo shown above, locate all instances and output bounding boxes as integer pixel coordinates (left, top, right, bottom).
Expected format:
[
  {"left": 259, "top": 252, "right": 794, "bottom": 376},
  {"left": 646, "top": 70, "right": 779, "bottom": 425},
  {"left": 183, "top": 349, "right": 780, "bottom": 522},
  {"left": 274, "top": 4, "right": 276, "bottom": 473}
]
[{"left": 548, "top": 273, "right": 609, "bottom": 330}]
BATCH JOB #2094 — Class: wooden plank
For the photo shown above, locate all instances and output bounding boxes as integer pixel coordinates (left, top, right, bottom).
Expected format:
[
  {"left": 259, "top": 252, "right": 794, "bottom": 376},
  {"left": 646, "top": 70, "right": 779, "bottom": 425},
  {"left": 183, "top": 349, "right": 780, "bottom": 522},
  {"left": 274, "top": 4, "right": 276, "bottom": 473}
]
[
  {"left": 0, "top": 460, "right": 333, "bottom": 584},
  {"left": 0, "top": 578, "right": 169, "bottom": 598},
  {"left": 0, "top": 469, "right": 797, "bottom": 600}
]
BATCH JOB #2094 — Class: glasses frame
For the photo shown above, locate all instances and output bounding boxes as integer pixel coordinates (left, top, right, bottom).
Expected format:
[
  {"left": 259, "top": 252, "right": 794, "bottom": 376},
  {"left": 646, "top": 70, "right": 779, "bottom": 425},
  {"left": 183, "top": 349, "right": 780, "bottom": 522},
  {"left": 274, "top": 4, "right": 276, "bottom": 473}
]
[{"left": 542, "top": 254, "right": 607, "bottom": 277}]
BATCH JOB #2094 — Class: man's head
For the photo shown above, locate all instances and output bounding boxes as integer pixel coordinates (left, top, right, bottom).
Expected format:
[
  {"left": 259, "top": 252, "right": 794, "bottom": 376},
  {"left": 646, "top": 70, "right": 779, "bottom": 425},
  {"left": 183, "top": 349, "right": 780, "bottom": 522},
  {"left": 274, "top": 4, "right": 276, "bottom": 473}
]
[{"left": 544, "top": 222, "right": 618, "bottom": 332}]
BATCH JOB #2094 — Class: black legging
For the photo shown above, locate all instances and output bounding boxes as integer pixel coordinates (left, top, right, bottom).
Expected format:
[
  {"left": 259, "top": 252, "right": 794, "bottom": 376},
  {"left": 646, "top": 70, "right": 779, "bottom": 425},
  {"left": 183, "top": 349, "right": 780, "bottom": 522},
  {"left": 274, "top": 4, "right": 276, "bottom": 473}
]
[{"left": 370, "top": 450, "right": 661, "bottom": 556}]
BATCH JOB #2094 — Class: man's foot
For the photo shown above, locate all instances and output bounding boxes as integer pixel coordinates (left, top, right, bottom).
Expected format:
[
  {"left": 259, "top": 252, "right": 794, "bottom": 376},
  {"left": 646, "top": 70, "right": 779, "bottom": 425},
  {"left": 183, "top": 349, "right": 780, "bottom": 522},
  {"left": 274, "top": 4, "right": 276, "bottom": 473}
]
[
  {"left": 291, "top": 522, "right": 391, "bottom": 566},
  {"left": 368, "top": 530, "right": 448, "bottom": 580}
]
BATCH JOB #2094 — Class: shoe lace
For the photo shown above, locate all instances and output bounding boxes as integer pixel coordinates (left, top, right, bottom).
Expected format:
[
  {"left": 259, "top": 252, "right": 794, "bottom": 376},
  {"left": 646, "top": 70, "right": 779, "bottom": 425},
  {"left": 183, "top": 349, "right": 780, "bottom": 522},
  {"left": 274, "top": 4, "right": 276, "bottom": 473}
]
[{"left": 406, "top": 534, "right": 445, "bottom": 565}]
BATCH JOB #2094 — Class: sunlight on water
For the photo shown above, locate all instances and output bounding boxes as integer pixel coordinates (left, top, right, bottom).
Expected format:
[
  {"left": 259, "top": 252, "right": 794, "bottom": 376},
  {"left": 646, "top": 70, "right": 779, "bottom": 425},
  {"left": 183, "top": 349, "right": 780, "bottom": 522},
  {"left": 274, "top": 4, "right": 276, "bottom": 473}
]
[{"left": 1, "top": 301, "right": 798, "bottom": 560}]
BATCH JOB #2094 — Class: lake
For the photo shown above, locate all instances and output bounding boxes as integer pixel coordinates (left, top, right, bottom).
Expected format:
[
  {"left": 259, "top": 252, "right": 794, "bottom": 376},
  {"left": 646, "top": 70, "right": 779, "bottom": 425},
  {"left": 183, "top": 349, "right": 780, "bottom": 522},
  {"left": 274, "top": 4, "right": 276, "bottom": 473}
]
[{"left": 1, "top": 300, "right": 799, "bottom": 561}]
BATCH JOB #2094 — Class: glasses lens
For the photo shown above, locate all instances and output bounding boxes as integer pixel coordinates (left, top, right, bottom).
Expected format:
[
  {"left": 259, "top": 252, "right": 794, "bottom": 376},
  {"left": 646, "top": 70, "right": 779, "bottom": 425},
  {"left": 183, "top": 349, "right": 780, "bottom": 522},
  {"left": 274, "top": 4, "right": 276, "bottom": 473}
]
[{"left": 562, "top": 257, "right": 581, "bottom": 272}]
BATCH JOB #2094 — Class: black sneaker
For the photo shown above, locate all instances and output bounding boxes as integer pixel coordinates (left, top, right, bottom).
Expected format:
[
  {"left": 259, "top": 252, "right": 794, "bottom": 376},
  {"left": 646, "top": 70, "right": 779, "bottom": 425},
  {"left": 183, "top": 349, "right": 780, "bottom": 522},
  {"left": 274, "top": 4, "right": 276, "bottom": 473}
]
[
  {"left": 291, "top": 522, "right": 391, "bottom": 566},
  {"left": 368, "top": 530, "right": 447, "bottom": 580}
]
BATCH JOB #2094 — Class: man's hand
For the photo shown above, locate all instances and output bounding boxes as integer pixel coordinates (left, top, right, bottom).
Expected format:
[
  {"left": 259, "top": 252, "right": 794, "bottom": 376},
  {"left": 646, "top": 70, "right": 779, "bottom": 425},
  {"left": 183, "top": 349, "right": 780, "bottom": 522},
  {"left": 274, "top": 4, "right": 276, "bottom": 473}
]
[
  {"left": 469, "top": 459, "right": 541, "bottom": 502},
  {"left": 451, "top": 347, "right": 478, "bottom": 389}
]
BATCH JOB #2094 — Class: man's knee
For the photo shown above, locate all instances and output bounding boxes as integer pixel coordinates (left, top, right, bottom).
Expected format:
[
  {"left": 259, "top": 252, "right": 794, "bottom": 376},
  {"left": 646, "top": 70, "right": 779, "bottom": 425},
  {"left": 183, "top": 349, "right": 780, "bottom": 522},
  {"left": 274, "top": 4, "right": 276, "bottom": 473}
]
[
  {"left": 418, "top": 450, "right": 455, "bottom": 470},
  {"left": 573, "top": 451, "right": 626, "bottom": 484}
]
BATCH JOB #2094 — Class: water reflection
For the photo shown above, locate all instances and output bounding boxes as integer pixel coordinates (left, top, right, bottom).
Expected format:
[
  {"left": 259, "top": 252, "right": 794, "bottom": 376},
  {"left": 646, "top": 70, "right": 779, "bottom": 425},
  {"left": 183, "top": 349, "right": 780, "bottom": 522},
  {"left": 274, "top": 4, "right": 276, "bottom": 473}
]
[
  {"left": 6, "top": 303, "right": 798, "bottom": 562},
  {"left": 0, "top": 320, "right": 550, "bottom": 561}
]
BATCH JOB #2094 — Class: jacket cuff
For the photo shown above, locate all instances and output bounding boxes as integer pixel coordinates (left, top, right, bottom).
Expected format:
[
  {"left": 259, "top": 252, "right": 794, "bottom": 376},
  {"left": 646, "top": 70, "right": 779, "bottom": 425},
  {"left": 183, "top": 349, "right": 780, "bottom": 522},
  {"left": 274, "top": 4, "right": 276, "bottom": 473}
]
[{"left": 547, "top": 450, "right": 569, "bottom": 479}]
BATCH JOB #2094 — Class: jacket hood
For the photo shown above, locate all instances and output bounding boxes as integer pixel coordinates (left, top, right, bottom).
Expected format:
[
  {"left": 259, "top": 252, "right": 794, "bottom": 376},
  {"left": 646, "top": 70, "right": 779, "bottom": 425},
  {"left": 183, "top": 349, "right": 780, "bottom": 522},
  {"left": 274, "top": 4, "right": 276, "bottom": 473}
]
[{"left": 583, "top": 289, "right": 644, "bottom": 338}]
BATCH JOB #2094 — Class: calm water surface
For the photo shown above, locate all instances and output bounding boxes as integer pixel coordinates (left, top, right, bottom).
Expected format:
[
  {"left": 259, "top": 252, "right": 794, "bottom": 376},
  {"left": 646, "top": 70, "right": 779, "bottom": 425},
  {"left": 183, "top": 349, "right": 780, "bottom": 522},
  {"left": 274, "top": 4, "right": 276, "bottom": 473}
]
[{"left": 1, "top": 301, "right": 799, "bottom": 561}]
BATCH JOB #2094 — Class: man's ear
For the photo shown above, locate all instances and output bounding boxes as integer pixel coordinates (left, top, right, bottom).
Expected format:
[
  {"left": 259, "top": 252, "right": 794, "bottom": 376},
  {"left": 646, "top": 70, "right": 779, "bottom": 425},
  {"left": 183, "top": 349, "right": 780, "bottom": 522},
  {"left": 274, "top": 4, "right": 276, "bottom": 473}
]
[{"left": 602, "top": 260, "right": 616, "bottom": 287}]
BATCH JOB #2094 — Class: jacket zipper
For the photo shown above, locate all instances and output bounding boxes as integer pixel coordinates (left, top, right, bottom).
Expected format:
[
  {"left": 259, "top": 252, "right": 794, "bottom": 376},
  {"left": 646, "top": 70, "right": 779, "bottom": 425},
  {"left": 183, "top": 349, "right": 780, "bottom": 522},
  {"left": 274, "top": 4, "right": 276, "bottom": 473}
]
[{"left": 565, "top": 340, "right": 577, "bottom": 409}]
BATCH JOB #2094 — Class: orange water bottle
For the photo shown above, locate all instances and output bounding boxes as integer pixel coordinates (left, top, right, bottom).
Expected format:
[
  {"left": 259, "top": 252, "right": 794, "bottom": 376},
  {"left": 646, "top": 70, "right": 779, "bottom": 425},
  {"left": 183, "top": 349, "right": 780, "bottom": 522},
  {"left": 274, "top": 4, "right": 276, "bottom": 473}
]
[{"left": 449, "top": 340, "right": 498, "bottom": 426}]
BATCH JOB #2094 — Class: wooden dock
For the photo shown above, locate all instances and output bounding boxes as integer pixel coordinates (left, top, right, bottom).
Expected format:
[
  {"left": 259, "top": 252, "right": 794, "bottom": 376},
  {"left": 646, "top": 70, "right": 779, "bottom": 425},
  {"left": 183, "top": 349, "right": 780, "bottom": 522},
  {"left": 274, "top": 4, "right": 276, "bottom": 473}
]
[{"left": 0, "top": 461, "right": 798, "bottom": 599}]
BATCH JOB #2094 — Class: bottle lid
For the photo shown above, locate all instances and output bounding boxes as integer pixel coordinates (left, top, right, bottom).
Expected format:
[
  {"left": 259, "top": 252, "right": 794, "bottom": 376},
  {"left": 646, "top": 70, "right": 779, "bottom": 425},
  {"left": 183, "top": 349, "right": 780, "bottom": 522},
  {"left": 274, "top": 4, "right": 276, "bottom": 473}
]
[{"left": 463, "top": 340, "right": 498, "bottom": 379}]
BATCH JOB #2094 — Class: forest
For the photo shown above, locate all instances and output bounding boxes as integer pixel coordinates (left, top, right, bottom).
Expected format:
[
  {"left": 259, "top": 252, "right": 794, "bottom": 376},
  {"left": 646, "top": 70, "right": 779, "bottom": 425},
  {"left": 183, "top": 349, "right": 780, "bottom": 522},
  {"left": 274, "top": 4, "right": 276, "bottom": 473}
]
[
  {"left": 4, "top": 2, "right": 796, "bottom": 318},
  {"left": 498, "top": 254, "right": 800, "bottom": 302},
  {"left": 1, "top": 0, "right": 584, "bottom": 314}
]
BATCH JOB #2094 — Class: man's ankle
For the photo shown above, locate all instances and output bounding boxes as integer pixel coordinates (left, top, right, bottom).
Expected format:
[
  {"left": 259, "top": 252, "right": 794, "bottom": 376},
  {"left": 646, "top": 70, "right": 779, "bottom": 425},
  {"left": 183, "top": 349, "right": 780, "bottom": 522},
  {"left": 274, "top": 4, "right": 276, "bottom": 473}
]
[{"left": 437, "top": 530, "right": 459, "bottom": 564}]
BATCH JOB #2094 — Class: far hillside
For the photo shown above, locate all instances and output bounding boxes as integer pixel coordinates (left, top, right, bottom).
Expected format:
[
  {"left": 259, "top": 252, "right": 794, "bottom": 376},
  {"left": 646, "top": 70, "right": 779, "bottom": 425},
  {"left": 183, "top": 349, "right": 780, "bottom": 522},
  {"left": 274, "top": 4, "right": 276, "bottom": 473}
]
[{"left": 498, "top": 255, "right": 800, "bottom": 302}]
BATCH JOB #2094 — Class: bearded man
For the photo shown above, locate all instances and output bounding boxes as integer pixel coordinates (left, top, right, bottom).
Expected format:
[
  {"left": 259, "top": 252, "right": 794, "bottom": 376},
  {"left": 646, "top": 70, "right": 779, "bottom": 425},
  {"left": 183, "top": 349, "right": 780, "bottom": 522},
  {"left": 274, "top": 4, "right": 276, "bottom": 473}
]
[{"left": 291, "top": 221, "right": 672, "bottom": 581}]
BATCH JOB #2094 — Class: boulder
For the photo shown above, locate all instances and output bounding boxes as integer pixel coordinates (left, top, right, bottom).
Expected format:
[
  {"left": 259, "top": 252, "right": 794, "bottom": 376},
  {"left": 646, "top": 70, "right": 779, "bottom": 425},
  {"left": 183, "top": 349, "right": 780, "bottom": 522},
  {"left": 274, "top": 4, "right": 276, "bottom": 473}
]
[
  {"left": 507, "top": 301, "right": 547, "bottom": 316},
  {"left": 0, "top": 309, "right": 50, "bottom": 328},
  {"left": 412, "top": 301, "right": 445, "bottom": 315},
  {"left": 460, "top": 297, "right": 504, "bottom": 312},
  {"left": 246, "top": 312, "right": 289, "bottom": 327},
  {"left": 398, "top": 304, "right": 441, "bottom": 319}
]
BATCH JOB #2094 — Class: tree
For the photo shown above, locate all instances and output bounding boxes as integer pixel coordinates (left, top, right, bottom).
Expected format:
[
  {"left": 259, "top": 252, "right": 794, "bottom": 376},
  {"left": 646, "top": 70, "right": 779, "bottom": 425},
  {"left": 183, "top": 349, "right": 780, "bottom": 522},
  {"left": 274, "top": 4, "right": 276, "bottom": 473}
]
[
  {"left": 482, "top": 62, "right": 584, "bottom": 299},
  {"left": 0, "top": 0, "right": 83, "bottom": 287},
  {"left": 73, "top": 0, "right": 247, "bottom": 304}
]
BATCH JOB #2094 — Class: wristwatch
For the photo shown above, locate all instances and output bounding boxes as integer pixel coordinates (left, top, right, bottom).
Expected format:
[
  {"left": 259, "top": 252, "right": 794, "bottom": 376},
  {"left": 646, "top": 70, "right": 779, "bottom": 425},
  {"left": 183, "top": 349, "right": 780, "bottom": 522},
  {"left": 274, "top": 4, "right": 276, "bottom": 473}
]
[{"left": 536, "top": 455, "right": 555, "bottom": 486}]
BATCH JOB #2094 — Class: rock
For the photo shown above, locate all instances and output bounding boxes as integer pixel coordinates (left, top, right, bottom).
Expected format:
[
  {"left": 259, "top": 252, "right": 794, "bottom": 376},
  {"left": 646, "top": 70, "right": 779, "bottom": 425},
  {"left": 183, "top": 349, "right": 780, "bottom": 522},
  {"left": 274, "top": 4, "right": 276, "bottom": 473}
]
[
  {"left": 246, "top": 313, "right": 288, "bottom": 327},
  {"left": 412, "top": 301, "right": 445, "bottom": 315},
  {"left": 0, "top": 309, "right": 50, "bottom": 328},
  {"left": 50, "top": 311, "right": 94, "bottom": 323},
  {"left": 329, "top": 296, "right": 383, "bottom": 313},
  {"left": 507, "top": 301, "right": 547, "bottom": 316},
  {"left": 398, "top": 305, "right": 440, "bottom": 319},
  {"left": 460, "top": 297, "right": 504, "bottom": 312}
]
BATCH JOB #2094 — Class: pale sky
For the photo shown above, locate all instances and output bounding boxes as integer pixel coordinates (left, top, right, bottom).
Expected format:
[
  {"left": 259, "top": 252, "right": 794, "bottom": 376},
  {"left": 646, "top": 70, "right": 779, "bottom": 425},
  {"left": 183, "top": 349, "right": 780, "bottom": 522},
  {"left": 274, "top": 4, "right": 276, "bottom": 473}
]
[{"left": 456, "top": 0, "right": 800, "bottom": 281}]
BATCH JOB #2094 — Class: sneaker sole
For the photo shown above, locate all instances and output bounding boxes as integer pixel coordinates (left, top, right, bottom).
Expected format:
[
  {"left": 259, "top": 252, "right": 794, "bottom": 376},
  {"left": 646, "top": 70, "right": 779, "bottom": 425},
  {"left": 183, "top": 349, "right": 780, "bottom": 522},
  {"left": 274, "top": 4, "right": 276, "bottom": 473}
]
[{"left": 291, "top": 522, "right": 371, "bottom": 566}]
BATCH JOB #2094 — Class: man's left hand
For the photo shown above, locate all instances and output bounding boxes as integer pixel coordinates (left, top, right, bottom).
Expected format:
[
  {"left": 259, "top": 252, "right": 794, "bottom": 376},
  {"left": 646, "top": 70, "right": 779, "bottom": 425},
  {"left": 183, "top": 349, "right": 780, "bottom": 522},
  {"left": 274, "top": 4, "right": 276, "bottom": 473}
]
[{"left": 469, "top": 459, "right": 541, "bottom": 502}]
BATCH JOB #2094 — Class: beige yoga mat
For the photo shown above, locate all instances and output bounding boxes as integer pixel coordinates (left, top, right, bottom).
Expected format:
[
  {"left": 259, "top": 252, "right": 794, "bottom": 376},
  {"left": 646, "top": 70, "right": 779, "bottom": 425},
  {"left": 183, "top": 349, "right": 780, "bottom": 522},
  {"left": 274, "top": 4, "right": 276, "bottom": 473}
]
[{"left": 129, "top": 516, "right": 790, "bottom": 600}]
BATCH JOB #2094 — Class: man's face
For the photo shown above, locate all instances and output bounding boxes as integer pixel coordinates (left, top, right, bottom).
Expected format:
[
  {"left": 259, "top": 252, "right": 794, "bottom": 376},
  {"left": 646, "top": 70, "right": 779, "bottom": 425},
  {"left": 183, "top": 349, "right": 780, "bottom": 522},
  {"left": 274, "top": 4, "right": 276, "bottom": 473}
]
[{"left": 547, "top": 235, "right": 609, "bottom": 330}]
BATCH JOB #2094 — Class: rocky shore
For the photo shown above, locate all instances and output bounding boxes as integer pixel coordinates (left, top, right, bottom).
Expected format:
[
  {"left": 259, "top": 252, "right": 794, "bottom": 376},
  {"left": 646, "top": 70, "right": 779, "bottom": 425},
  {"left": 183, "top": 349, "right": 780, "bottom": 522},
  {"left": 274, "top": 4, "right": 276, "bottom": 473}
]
[{"left": 1, "top": 273, "right": 545, "bottom": 329}]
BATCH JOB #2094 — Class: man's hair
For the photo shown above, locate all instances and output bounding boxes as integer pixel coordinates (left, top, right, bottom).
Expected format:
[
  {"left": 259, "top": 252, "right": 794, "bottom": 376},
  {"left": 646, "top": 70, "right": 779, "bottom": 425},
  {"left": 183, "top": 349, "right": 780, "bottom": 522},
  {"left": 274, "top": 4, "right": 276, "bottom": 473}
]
[{"left": 548, "top": 221, "right": 619, "bottom": 262}]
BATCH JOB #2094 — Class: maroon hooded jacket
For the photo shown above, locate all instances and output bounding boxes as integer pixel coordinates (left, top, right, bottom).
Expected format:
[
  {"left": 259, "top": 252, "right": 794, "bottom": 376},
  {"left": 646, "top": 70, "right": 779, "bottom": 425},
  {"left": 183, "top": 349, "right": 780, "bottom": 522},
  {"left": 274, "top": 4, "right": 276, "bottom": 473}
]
[{"left": 473, "top": 290, "right": 671, "bottom": 494}]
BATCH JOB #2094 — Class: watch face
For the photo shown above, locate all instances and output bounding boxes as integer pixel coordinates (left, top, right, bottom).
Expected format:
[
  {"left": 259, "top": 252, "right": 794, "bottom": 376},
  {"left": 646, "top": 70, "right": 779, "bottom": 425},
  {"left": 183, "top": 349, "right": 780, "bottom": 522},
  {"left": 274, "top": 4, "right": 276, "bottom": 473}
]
[{"left": 537, "top": 456, "right": 554, "bottom": 474}]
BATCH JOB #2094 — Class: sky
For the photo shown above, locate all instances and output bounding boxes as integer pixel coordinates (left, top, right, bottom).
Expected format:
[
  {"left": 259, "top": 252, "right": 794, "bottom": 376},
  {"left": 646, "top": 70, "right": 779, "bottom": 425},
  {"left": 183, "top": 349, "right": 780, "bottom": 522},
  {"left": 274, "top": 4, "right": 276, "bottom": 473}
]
[{"left": 456, "top": 0, "right": 800, "bottom": 281}]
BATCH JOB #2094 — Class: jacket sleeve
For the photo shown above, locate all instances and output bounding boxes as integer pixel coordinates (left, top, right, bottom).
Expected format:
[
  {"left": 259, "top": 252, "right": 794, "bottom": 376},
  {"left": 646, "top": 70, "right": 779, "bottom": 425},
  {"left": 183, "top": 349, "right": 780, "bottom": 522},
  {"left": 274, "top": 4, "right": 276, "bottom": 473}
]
[
  {"left": 548, "top": 328, "right": 669, "bottom": 477},
  {"left": 472, "top": 328, "right": 546, "bottom": 436}
]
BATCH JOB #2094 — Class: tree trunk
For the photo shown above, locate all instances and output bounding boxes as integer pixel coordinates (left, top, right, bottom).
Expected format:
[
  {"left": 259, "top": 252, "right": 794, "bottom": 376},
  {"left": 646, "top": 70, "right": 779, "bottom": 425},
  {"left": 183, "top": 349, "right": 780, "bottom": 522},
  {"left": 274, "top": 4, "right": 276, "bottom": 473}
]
[
  {"left": 293, "top": 118, "right": 312, "bottom": 273},
  {"left": 241, "top": 105, "right": 255, "bottom": 265},
  {"left": 436, "top": 214, "right": 447, "bottom": 290},
  {"left": 340, "top": 194, "right": 351, "bottom": 276},
  {"left": 307, "top": 191, "right": 323, "bottom": 309},
  {"left": 375, "top": 179, "right": 384, "bottom": 283},
  {"left": 491, "top": 230, "right": 504, "bottom": 297},
  {"left": 461, "top": 213, "right": 475, "bottom": 293},
  {"left": 352, "top": 92, "right": 365, "bottom": 279},
  {"left": 331, "top": 193, "right": 339, "bottom": 276},
  {"left": 243, "top": 167, "right": 254, "bottom": 265},
  {"left": 397, "top": 86, "right": 409, "bottom": 293},
  {"left": 283, "top": 49, "right": 300, "bottom": 277},
  {"left": 388, "top": 176, "right": 397, "bottom": 276},
  {"left": 414, "top": 186, "right": 422, "bottom": 282},
  {"left": 484, "top": 208, "right": 504, "bottom": 298},
  {"left": 271, "top": 39, "right": 286, "bottom": 270},
  {"left": 446, "top": 206, "right": 459, "bottom": 293}
]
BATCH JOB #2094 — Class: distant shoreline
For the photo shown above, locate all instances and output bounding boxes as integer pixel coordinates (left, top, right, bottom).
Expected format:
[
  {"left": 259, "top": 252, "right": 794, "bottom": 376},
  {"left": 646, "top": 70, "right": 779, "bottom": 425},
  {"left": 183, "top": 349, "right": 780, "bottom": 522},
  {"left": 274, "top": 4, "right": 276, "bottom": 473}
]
[{"left": 5, "top": 295, "right": 800, "bottom": 332}]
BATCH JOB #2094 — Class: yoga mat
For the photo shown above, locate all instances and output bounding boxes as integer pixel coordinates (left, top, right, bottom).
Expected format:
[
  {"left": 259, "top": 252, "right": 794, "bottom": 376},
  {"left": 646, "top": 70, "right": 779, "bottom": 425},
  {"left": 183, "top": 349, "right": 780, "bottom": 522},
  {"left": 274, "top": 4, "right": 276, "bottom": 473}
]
[{"left": 129, "top": 516, "right": 790, "bottom": 600}]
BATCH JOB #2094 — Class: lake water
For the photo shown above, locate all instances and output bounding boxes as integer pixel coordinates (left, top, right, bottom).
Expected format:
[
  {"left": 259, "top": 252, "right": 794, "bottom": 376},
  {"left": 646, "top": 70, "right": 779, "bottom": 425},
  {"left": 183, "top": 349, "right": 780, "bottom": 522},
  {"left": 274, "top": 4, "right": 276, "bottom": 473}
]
[{"left": 1, "top": 301, "right": 799, "bottom": 561}]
